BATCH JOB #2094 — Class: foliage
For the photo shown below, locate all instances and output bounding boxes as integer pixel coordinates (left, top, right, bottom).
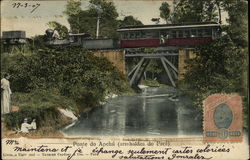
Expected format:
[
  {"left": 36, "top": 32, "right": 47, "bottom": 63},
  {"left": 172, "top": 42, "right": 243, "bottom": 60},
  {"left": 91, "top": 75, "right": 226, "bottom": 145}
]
[
  {"left": 89, "top": 0, "right": 119, "bottom": 20},
  {"left": 142, "top": 48, "right": 163, "bottom": 80},
  {"left": 64, "top": 0, "right": 81, "bottom": 16},
  {"left": 64, "top": 0, "right": 119, "bottom": 38},
  {"left": 11, "top": 89, "right": 78, "bottom": 113},
  {"left": 1, "top": 52, "right": 30, "bottom": 78},
  {"left": 141, "top": 79, "right": 167, "bottom": 88},
  {"left": 47, "top": 21, "right": 69, "bottom": 38},
  {"left": 29, "top": 35, "right": 48, "bottom": 50},
  {"left": 159, "top": 2, "right": 171, "bottom": 23},
  {"left": 181, "top": 35, "right": 247, "bottom": 109},
  {"left": 176, "top": 0, "right": 248, "bottom": 129},
  {"left": 145, "top": 60, "right": 163, "bottom": 79},
  {"left": 171, "top": 0, "right": 218, "bottom": 23},
  {"left": 118, "top": 16, "right": 143, "bottom": 27},
  {"left": 221, "top": 0, "right": 248, "bottom": 48},
  {"left": 3, "top": 48, "right": 131, "bottom": 112},
  {"left": 4, "top": 89, "right": 78, "bottom": 130},
  {"left": 4, "top": 105, "right": 62, "bottom": 130}
]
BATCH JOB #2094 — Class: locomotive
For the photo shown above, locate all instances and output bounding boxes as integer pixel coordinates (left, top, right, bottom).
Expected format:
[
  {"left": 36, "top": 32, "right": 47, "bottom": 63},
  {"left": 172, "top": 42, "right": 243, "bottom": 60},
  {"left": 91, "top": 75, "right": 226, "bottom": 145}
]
[{"left": 45, "top": 22, "right": 221, "bottom": 49}]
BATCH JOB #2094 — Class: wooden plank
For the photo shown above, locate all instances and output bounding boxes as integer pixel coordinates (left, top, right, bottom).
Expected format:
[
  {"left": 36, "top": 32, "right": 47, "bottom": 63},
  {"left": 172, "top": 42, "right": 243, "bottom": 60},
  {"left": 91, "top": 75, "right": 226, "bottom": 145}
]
[
  {"left": 161, "top": 57, "right": 176, "bottom": 87},
  {"left": 162, "top": 57, "right": 178, "bottom": 73},
  {"left": 129, "top": 58, "right": 145, "bottom": 85}
]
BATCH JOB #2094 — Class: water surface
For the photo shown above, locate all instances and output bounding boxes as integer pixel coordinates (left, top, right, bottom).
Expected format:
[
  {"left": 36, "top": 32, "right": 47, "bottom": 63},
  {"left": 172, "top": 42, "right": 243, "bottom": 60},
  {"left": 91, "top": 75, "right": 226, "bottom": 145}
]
[{"left": 62, "top": 87, "right": 202, "bottom": 137}]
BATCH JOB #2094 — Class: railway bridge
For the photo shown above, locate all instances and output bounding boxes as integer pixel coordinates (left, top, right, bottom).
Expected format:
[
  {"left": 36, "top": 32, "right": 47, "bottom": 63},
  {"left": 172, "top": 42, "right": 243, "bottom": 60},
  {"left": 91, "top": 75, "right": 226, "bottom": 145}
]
[{"left": 93, "top": 48, "right": 195, "bottom": 88}]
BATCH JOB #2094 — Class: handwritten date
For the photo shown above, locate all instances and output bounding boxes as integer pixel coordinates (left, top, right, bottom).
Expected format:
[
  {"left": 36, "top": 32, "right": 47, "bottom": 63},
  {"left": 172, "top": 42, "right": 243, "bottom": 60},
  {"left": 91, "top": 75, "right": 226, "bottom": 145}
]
[{"left": 12, "top": 2, "right": 40, "bottom": 13}]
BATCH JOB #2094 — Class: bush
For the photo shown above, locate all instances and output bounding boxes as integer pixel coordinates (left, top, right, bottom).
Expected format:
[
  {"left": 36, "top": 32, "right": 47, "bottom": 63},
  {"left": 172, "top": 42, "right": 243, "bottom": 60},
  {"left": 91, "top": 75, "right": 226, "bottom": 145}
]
[
  {"left": 181, "top": 35, "right": 247, "bottom": 111},
  {"left": 11, "top": 89, "right": 78, "bottom": 113},
  {"left": 5, "top": 106, "right": 61, "bottom": 130},
  {"left": 3, "top": 48, "right": 131, "bottom": 112}
]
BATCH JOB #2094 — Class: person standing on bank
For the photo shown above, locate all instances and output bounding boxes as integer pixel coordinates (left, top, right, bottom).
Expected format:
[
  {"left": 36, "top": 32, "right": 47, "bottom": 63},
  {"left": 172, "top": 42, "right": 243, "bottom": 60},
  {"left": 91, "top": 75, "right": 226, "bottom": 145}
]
[{"left": 1, "top": 74, "right": 12, "bottom": 114}]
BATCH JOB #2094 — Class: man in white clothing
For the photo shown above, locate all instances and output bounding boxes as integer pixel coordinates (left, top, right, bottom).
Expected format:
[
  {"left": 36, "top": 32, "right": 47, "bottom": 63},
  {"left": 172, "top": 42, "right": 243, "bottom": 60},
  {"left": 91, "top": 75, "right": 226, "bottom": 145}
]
[
  {"left": 1, "top": 74, "right": 12, "bottom": 114},
  {"left": 21, "top": 118, "right": 32, "bottom": 133}
]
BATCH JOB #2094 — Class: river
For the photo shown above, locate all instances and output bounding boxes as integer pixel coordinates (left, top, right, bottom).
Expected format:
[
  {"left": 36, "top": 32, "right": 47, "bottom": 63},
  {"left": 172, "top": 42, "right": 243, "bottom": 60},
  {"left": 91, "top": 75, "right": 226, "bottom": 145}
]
[{"left": 62, "top": 87, "right": 202, "bottom": 137}]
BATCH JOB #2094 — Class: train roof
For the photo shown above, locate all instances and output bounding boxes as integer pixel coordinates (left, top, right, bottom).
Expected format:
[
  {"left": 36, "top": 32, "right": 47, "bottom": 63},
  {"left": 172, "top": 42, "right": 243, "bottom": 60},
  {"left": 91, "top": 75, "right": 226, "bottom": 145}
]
[
  {"left": 69, "top": 33, "right": 90, "bottom": 37},
  {"left": 117, "top": 22, "right": 221, "bottom": 32}
]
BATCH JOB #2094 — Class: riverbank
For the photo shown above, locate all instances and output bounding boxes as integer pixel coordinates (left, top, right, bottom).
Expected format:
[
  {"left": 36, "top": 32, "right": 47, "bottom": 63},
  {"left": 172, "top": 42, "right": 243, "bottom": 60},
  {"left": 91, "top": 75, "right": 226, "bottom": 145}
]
[
  {"left": 2, "top": 89, "right": 135, "bottom": 138},
  {"left": 1, "top": 48, "right": 133, "bottom": 138},
  {"left": 2, "top": 107, "right": 76, "bottom": 138}
]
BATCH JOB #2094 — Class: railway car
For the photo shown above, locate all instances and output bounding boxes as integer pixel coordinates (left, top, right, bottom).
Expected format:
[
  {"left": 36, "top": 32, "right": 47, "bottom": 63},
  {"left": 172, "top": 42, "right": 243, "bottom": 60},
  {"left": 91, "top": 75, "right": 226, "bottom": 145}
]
[
  {"left": 82, "top": 38, "right": 119, "bottom": 49},
  {"left": 2, "top": 30, "right": 28, "bottom": 44},
  {"left": 117, "top": 22, "right": 221, "bottom": 48},
  {"left": 45, "top": 22, "right": 221, "bottom": 49}
]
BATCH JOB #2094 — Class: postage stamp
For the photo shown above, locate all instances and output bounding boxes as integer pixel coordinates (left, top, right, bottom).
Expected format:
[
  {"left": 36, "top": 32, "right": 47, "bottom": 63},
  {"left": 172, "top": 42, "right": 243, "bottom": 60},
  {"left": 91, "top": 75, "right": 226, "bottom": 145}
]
[
  {"left": 1, "top": 0, "right": 249, "bottom": 160},
  {"left": 203, "top": 94, "right": 243, "bottom": 142}
]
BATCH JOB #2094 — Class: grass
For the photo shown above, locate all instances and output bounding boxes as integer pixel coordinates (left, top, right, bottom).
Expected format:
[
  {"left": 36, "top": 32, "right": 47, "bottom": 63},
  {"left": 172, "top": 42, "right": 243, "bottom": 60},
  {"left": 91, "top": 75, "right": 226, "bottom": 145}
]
[
  {"left": 11, "top": 89, "right": 79, "bottom": 114},
  {"left": 1, "top": 47, "right": 134, "bottom": 137},
  {"left": 2, "top": 88, "right": 80, "bottom": 137},
  {"left": 140, "top": 79, "right": 168, "bottom": 88}
]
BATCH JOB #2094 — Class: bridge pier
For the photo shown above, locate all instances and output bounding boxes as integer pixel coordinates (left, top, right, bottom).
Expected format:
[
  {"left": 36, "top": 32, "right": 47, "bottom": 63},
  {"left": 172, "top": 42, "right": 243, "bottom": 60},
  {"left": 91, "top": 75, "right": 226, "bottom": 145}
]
[
  {"left": 178, "top": 49, "right": 195, "bottom": 80},
  {"left": 91, "top": 49, "right": 126, "bottom": 74}
]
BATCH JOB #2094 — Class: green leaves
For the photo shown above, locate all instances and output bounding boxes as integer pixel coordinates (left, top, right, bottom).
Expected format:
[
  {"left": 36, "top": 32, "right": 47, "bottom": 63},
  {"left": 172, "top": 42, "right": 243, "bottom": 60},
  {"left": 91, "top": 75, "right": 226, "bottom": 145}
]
[
  {"left": 64, "top": 0, "right": 81, "bottom": 16},
  {"left": 224, "top": 0, "right": 248, "bottom": 47},
  {"left": 177, "top": 1, "right": 248, "bottom": 120},
  {"left": 182, "top": 35, "right": 247, "bottom": 109},
  {"left": 64, "top": 0, "right": 119, "bottom": 38},
  {"left": 4, "top": 48, "right": 131, "bottom": 112},
  {"left": 171, "top": 0, "right": 218, "bottom": 23},
  {"left": 118, "top": 16, "right": 143, "bottom": 28},
  {"left": 159, "top": 2, "right": 171, "bottom": 23}
]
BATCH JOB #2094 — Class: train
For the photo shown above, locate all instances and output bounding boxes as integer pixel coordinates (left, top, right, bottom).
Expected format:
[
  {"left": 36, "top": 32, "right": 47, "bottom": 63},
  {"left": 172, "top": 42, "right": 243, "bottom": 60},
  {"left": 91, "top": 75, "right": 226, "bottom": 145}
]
[
  {"left": 45, "top": 22, "right": 221, "bottom": 49},
  {"left": 1, "top": 30, "right": 28, "bottom": 45}
]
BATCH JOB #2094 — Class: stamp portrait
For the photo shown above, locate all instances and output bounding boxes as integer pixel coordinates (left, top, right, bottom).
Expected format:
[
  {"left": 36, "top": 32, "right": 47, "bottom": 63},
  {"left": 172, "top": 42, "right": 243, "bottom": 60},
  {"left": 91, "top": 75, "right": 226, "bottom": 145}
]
[{"left": 204, "top": 94, "right": 243, "bottom": 142}]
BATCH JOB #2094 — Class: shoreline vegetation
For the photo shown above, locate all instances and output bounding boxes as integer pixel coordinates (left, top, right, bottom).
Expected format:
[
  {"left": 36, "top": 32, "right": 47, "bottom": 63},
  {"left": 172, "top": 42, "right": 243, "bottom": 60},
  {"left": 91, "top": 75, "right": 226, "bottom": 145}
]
[
  {"left": 1, "top": 74, "right": 168, "bottom": 139},
  {"left": 1, "top": 48, "right": 134, "bottom": 138}
]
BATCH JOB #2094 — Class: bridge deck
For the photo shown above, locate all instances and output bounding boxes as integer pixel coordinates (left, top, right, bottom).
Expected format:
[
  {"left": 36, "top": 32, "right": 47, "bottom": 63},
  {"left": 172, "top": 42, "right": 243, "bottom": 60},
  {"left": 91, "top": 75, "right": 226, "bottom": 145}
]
[{"left": 125, "top": 53, "right": 178, "bottom": 57}]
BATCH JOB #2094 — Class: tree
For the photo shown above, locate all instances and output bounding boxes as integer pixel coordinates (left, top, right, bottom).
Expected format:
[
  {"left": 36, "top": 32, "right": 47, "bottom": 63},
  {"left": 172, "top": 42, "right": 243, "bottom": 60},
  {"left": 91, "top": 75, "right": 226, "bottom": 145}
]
[
  {"left": 118, "top": 16, "right": 143, "bottom": 28},
  {"left": 171, "top": 0, "right": 218, "bottom": 23},
  {"left": 89, "top": 0, "right": 119, "bottom": 38},
  {"left": 180, "top": 0, "right": 248, "bottom": 114},
  {"left": 64, "top": 0, "right": 81, "bottom": 16},
  {"left": 63, "top": 0, "right": 82, "bottom": 33},
  {"left": 183, "top": 35, "right": 246, "bottom": 107},
  {"left": 64, "top": 0, "right": 119, "bottom": 38},
  {"left": 221, "top": 0, "right": 248, "bottom": 47},
  {"left": 6, "top": 48, "right": 130, "bottom": 109},
  {"left": 159, "top": 2, "right": 171, "bottom": 23}
]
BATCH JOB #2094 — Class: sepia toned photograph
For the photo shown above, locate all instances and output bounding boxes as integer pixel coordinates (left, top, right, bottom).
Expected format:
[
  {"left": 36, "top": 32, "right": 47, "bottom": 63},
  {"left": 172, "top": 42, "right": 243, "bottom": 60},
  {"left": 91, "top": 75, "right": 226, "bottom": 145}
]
[{"left": 1, "top": 0, "right": 249, "bottom": 159}]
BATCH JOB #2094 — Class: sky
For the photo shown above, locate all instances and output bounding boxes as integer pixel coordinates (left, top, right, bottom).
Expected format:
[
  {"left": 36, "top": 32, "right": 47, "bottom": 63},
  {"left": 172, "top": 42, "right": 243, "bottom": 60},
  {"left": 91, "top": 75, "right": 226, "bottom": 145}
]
[{"left": 1, "top": 0, "right": 227, "bottom": 38}]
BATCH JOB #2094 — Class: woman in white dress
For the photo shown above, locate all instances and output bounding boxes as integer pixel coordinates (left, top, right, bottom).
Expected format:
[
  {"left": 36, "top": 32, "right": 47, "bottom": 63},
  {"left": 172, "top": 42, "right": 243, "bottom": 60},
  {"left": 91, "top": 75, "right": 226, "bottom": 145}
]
[{"left": 1, "top": 74, "right": 12, "bottom": 114}]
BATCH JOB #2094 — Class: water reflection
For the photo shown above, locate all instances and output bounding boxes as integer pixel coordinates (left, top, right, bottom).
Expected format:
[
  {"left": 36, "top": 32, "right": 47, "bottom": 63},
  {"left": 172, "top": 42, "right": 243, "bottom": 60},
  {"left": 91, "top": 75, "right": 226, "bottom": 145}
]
[{"left": 62, "top": 87, "right": 202, "bottom": 137}]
